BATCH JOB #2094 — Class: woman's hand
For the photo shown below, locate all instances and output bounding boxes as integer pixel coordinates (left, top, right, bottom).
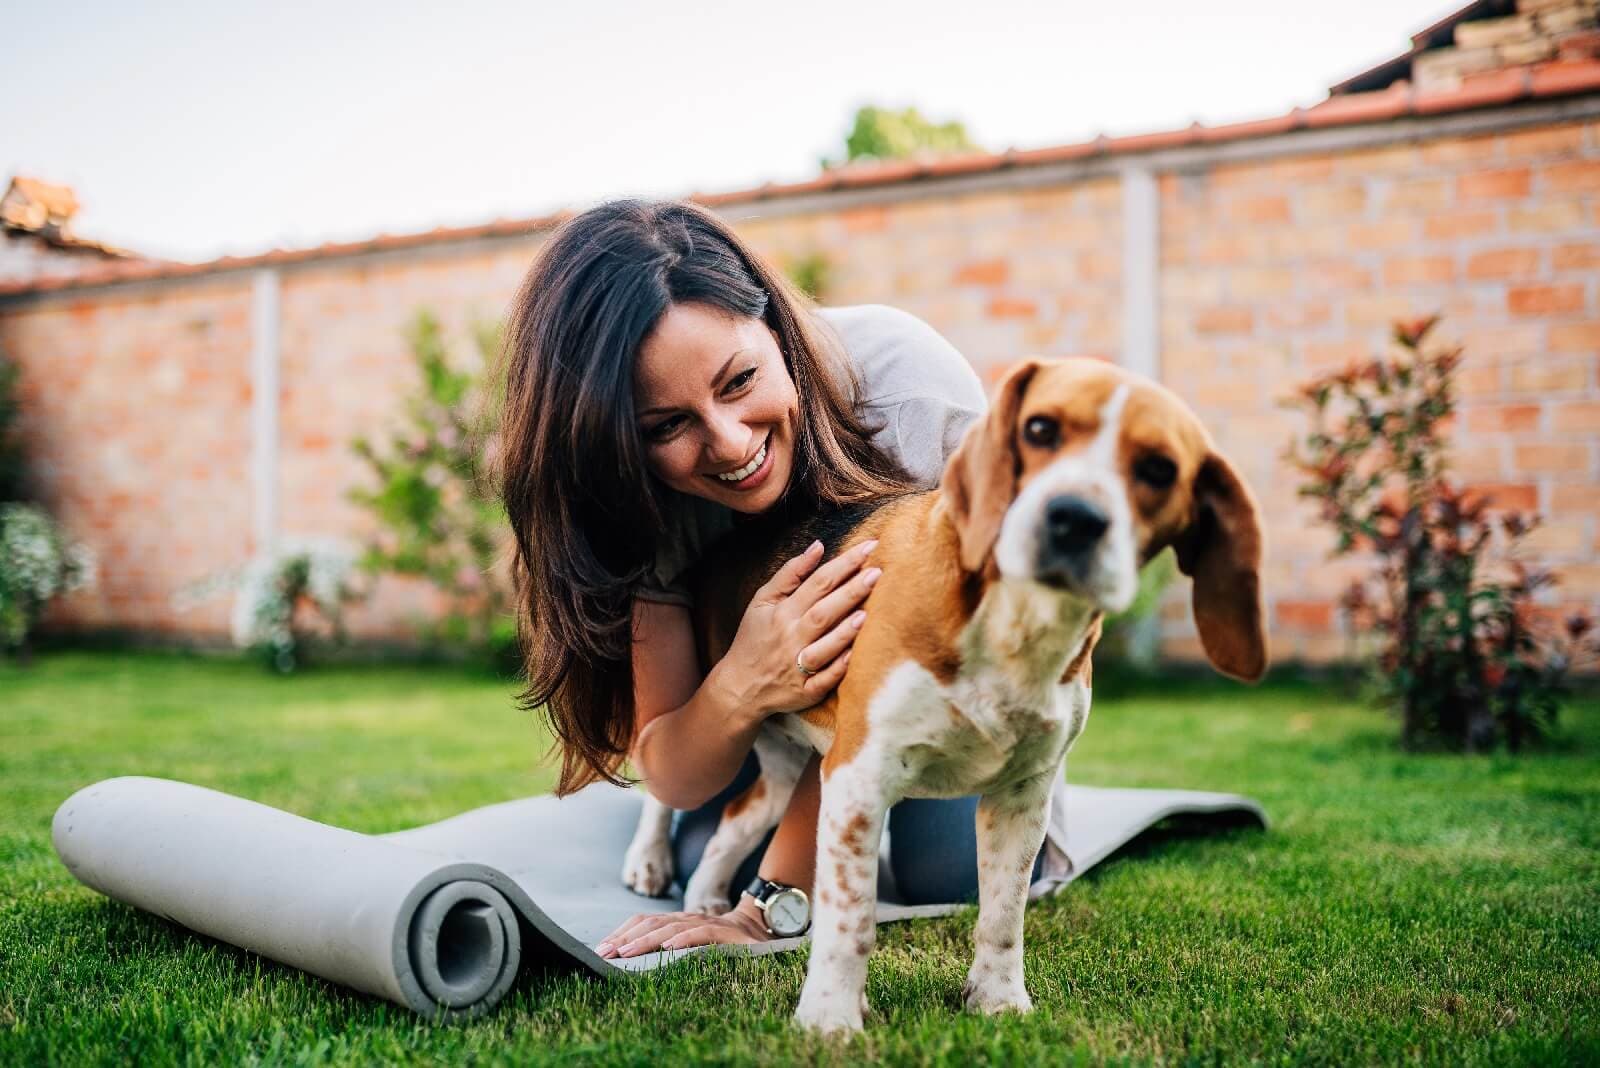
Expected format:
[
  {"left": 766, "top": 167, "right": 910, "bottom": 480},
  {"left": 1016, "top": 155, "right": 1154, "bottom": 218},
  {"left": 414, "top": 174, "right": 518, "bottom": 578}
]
[
  {"left": 597, "top": 896, "right": 772, "bottom": 959},
  {"left": 711, "top": 538, "right": 881, "bottom": 719}
]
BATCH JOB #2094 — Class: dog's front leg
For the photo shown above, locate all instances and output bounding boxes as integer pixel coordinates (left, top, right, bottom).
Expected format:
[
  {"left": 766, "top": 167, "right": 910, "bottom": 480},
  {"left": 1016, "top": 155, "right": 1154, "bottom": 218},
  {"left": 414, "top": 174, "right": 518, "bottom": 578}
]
[
  {"left": 963, "top": 769, "right": 1055, "bottom": 1015},
  {"left": 793, "top": 756, "right": 891, "bottom": 1036},
  {"left": 622, "top": 791, "right": 676, "bottom": 897},
  {"left": 682, "top": 732, "right": 808, "bottom": 915}
]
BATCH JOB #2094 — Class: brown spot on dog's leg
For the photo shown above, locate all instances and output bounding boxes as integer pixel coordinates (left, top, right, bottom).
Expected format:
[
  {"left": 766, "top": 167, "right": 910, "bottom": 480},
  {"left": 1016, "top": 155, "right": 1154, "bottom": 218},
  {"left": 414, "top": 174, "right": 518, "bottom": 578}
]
[{"left": 720, "top": 777, "right": 767, "bottom": 820}]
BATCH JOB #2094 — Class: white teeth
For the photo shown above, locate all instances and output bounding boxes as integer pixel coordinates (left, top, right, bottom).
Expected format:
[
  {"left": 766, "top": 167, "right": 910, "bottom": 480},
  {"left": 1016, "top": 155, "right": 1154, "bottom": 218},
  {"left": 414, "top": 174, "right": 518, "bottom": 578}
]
[{"left": 716, "top": 440, "right": 767, "bottom": 483}]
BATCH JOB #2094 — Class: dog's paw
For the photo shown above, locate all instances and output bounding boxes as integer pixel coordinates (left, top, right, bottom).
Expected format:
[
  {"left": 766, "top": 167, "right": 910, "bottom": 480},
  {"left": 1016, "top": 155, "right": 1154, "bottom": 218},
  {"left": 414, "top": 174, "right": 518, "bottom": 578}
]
[
  {"left": 621, "top": 838, "right": 674, "bottom": 897},
  {"left": 793, "top": 992, "right": 865, "bottom": 1036},
  {"left": 680, "top": 885, "right": 731, "bottom": 916},
  {"left": 961, "top": 973, "right": 1033, "bottom": 1016}
]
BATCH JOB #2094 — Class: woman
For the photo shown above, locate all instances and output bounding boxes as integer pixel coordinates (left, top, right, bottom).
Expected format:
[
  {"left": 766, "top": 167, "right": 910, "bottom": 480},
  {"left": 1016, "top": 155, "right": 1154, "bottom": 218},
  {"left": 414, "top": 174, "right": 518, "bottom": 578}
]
[{"left": 495, "top": 199, "right": 1060, "bottom": 960}]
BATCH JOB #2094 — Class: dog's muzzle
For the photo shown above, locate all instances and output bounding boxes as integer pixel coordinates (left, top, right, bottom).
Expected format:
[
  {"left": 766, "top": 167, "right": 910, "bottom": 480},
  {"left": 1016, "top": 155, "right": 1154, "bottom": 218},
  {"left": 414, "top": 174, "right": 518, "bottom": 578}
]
[{"left": 1036, "top": 494, "right": 1108, "bottom": 590}]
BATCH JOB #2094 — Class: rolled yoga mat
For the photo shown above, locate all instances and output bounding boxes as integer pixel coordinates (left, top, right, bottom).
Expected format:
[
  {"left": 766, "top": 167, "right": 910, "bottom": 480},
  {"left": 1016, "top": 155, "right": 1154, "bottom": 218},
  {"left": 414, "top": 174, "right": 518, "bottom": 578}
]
[{"left": 53, "top": 776, "right": 1266, "bottom": 1021}]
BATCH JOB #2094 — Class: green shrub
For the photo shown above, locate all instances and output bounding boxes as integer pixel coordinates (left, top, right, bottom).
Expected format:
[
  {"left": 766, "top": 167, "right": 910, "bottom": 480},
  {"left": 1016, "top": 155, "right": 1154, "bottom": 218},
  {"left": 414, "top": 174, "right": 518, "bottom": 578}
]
[
  {"left": 0, "top": 502, "right": 95, "bottom": 662},
  {"left": 348, "top": 310, "right": 511, "bottom": 660},
  {"left": 1286, "top": 316, "right": 1598, "bottom": 751}
]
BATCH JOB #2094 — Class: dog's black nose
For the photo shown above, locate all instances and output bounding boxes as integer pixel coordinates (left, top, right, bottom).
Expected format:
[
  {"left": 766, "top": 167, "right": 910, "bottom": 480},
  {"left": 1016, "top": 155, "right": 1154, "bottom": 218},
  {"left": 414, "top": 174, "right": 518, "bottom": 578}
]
[{"left": 1046, "top": 495, "right": 1108, "bottom": 554}]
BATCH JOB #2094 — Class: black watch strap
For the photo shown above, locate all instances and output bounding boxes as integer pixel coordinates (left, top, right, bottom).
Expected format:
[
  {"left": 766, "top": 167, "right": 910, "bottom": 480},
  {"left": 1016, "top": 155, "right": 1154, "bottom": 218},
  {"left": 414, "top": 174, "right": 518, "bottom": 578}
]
[{"left": 743, "top": 876, "right": 785, "bottom": 903}]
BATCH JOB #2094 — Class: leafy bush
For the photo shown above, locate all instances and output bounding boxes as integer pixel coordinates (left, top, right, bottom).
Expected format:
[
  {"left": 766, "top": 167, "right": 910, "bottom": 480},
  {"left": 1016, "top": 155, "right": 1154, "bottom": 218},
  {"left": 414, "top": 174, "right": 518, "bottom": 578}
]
[
  {"left": 1286, "top": 316, "right": 1597, "bottom": 751},
  {"left": 172, "top": 538, "right": 365, "bottom": 674},
  {"left": 347, "top": 310, "right": 511, "bottom": 660},
  {"left": 0, "top": 502, "right": 95, "bottom": 661},
  {"left": 0, "top": 348, "right": 25, "bottom": 502}
]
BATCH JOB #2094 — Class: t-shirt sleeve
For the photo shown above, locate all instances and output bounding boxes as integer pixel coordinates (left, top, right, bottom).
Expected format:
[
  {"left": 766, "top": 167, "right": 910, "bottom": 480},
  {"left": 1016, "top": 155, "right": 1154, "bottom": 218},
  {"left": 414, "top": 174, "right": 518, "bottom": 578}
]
[{"left": 819, "top": 304, "right": 989, "bottom": 490}]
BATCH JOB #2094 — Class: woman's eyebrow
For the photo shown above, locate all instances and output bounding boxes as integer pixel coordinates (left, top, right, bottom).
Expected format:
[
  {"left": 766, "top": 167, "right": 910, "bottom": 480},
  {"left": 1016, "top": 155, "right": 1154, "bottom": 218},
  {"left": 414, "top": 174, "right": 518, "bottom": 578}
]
[{"left": 637, "top": 349, "right": 752, "bottom": 417}]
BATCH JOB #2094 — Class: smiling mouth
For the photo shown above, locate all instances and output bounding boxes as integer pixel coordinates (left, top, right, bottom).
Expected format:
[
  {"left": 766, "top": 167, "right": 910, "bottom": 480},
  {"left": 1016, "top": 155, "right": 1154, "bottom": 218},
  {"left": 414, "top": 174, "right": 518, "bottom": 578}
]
[{"left": 710, "top": 435, "right": 770, "bottom": 484}]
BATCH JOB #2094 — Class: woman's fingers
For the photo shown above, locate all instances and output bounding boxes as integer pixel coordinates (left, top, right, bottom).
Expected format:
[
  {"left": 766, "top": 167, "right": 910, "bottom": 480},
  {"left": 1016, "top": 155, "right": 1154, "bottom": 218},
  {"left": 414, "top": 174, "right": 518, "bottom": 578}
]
[
  {"left": 597, "top": 912, "right": 673, "bottom": 956},
  {"left": 803, "top": 649, "right": 853, "bottom": 697},
  {"left": 802, "top": 565, "right": 881, "bottom": 641},
  {"left": 659, "top": 923, "right": 765, "bottom": 951},
  {"left": 797, "top": 609, "right": 867, "bottom": 678},
  {"left": 755, "top": 540, "right": 824, "bottom": 603},
  {"left": 789, "top": 539, "right": 878, "bottom": 620}
]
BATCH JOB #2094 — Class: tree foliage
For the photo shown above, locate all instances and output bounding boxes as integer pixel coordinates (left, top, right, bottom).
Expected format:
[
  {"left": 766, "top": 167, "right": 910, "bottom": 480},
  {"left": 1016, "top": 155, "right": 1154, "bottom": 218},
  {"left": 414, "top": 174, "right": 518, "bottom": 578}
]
[{"left": 826, "top": 105, "right": 980, "bottom": 168}]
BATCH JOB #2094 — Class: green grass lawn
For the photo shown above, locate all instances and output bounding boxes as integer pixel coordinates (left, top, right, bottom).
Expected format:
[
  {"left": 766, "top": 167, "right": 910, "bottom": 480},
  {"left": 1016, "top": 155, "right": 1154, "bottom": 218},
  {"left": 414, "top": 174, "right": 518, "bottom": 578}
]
[{"left": 2, "top": 650, "right": 1597, "bottom": 1066}]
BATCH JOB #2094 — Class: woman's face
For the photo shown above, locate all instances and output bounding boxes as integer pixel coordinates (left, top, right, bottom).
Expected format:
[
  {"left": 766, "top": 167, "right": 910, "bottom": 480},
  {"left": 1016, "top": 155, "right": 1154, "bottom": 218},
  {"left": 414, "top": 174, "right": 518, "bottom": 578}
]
[{"left": 633, "top": 301, "right": 799, "bottom": 515}]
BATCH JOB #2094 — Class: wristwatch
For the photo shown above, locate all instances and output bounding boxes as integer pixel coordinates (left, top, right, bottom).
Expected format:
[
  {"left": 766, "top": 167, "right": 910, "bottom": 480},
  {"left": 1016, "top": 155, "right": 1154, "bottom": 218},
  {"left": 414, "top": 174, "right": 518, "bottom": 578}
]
[{"left": 741, "top": 876, "right": 811, "bottom": 937}]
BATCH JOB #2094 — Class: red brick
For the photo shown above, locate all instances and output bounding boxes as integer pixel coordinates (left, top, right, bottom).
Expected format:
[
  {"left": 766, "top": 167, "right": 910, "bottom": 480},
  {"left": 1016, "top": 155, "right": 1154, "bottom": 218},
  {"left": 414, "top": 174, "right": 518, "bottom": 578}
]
[
  {"left": 1510, "top": 360, "right": 1589, "bottom": 392},
  {"left": 1456, "top": 363, "right": 1502, "bottom": 396},
  {"left": 1554, "top": 243, "right": 1600, "bottom": 270},
  {"left": 1508, "top": 200, "right": 1586, "bottom": 232},
  {"left": 1384, "top": 177, "right": 1450, "bottom": 212},
  {"left": 1547, "top": 160, "right": 1600, "bottom": 193},
  {"left": 1515, "top": 443, "right": 1591, "bottom": 472},
  {"left": 841, "top": 206, "right": 890, "bottom": 233},
  {"left": 1303, "top": 339, "right": 1370, "bottom": 370},
  {"left": 1348, "top": 220, "right": 1415, "bottom": 249},
  {"left": 1458, "top": 167, "right": 1532, "bottom": 200},
  {"left": 1422, "top": 135, "right": 1498, "bottom": 166},
  {"left": 1303, "top": 259, "right": 1374, "bottom": 293},
  {"left": 1277, "top": 600, "right": 1334, "bottom": 630},
  {"left": 1194, "top": 306, "right": 1254, "bottom": 334},
  {"left": 986, "top": 297, "right": 1037, "bottom": 319},
  {"left": 1265, "top": 302, "right": 1332, "bottom": 329},
  {"left": 1423, "top": 210, "right": 1498, "bottom": 240},
  {"left": 1501, "top": 124, "right": 1587, "bottom": 158},
  {"left": 1466, "top": 247, "right": 1542, "bottom": 279},
  {"left": 1384, "top": 255, "right": 1456, "bottom": 284},
  {"left": 1299, "top": 184, "right": 1367, "bottom": 219},
  {"left": 1551, "top": 401, "right": 1600, "bottom": 433},
  {"left": 1467, "top": 482, "right": 1539, "bottom": 510},
  {"left": 1228, "top": 194, "right": 1291, "bottom": 224},
  {"left": 1507, "top": 284, "right": 1585, "bottom": 316},
  {"left": 953, "top": 259, "right": 1009, "bottom": 286},
  {"left": 1550, "top": 321, "right": 1600, "bottom": 351},
  {"left": 1464, "top": 404, "right": 1541, "bottom": 432},
  {"left": 1551, "top": 484, "right": 1600, "bottom": 512}
]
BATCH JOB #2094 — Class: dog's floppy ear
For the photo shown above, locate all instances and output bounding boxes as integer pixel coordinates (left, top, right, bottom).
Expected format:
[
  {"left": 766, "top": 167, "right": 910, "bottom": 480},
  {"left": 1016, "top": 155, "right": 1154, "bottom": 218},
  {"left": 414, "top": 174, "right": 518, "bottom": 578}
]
[
  {"left": 1173, "top": 449, "right": 1268, "bottom": 681},
  {"left": 940, "top": 358, "right": 1041, "bottom": 573}
]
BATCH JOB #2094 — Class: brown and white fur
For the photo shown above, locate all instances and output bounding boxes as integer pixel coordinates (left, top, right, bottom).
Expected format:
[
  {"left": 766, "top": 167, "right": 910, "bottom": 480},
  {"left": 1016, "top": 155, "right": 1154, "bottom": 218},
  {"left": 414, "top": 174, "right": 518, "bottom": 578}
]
[{"left": 622, "top": 357, "right": 1267, "bottom": 1033}]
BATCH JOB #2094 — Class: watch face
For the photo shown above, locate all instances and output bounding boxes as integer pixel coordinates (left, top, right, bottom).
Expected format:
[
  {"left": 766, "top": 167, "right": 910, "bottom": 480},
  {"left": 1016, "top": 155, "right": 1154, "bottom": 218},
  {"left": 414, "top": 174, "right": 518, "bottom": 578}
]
[{"left": 766, "top": 888, "right": 810, "bottom": 937}]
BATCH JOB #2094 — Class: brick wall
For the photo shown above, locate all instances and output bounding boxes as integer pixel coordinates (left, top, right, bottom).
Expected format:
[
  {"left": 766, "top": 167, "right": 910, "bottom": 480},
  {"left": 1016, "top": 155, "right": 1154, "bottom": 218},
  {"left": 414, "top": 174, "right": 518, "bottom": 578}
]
[{"left": 2, "top": 111, "right": 1596, "bottom": 661}]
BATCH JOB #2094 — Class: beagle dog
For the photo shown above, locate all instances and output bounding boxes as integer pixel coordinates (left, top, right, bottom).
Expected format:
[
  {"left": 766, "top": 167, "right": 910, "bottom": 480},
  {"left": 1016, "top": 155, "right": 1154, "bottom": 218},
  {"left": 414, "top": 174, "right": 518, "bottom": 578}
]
[{"left": 622, "top": 356, "right": 1267, "bottom": 1034}]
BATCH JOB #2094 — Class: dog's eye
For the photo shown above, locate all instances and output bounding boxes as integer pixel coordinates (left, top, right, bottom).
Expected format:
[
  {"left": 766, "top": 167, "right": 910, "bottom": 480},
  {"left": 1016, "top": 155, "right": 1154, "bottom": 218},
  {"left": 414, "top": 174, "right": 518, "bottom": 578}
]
[
  {"left": 1134, "top": 454, "right": 1177, "bottom": 489},
  {"left": 1022, "top": 416, "right": 1059, "bottom": 448}
]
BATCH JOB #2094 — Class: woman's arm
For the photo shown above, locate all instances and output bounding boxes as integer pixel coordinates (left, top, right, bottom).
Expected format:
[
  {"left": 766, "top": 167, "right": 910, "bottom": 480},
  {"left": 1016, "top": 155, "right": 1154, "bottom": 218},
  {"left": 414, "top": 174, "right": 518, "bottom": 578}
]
[
  {"left": 628, "top": 538, "right": 882, "bottom": 809},
  {"left": 629, "top": 597, "right": 765, "bottom": 810}
]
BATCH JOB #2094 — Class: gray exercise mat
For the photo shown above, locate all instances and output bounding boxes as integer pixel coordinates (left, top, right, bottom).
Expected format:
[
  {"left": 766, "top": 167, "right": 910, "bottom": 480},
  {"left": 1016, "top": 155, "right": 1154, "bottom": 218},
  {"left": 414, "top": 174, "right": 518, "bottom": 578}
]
[{"left": 52, "top": 776, "right": 1265, "bottom": 1021}]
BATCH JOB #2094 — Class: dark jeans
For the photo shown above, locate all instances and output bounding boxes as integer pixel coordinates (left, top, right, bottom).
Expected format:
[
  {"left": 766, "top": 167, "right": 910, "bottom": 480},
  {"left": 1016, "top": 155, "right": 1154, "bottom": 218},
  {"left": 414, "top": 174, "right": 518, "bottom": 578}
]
[{"left": 672, "top": 752, "right": 1043, "bottom": 906}]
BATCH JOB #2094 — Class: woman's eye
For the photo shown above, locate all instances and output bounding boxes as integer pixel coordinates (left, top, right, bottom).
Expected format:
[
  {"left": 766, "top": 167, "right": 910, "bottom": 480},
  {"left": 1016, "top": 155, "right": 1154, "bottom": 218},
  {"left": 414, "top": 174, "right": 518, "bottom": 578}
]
[
  {"left": 1023, "top": 416, "right": 1059, "bottom": 448},
  {"left": 725, "top": 368, "right": 757, "bottom": 393},
  {"left": 646, "top": 416, "right": 685, "bottom": 442},
  {"left": 1134, "top": 454, "right": 1177, "bottom": 489}
]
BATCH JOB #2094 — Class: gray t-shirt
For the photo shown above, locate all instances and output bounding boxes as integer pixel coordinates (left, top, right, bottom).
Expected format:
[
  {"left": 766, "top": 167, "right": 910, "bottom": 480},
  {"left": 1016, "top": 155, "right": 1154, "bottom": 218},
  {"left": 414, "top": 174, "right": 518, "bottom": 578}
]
[{"left": 635, "top": 304, "right": 988, "bottom": 607}]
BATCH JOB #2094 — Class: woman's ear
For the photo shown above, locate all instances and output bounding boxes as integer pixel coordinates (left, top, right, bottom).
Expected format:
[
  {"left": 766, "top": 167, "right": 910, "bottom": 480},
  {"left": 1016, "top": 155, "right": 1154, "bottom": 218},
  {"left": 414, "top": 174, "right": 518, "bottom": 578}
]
[
  {"left": 1173, "top": 449, "right": 1268, "bottom": 681},
  {"left": 939, "top": 359, "right": 1041, "bottom": 573}
]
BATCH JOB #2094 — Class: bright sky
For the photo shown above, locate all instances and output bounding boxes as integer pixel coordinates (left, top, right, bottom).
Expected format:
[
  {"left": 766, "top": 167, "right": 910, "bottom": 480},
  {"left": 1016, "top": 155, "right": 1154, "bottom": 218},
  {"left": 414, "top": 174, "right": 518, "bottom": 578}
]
[{"left": 3, "top": 0, "right": 1451, "bottom": 263}]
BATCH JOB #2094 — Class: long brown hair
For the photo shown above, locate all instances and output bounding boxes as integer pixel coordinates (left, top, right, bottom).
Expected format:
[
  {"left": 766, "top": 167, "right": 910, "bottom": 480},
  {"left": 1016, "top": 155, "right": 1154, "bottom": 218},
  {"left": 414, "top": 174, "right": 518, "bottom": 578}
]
[{"left": 494, "top": 199, "right": 912, "bottom": 795}]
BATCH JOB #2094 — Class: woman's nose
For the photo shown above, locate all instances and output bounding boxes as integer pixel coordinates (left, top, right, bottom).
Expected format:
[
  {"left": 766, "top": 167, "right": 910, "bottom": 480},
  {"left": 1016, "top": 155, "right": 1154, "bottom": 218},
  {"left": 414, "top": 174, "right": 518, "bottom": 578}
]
[{"left": 702, "top": 410, "right": 751, "bottom": 466}]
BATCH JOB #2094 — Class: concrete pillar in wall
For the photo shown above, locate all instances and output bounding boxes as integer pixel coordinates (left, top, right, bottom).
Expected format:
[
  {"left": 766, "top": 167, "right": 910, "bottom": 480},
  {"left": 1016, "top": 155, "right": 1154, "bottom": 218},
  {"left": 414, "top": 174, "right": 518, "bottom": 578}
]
[
  {"left": 1120, "top": 164, "right": 1163, "bottom": 667},
  {"left": 250, "top": 268, "right": 281, "bottom": 559}
]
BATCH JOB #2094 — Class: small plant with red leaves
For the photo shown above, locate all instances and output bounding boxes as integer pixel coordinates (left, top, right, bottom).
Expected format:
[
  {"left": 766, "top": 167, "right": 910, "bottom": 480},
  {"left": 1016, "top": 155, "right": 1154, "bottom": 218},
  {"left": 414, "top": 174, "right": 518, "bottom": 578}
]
[{"left": 1286, "top": 316, "right": 1598, "bottom": 752}]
